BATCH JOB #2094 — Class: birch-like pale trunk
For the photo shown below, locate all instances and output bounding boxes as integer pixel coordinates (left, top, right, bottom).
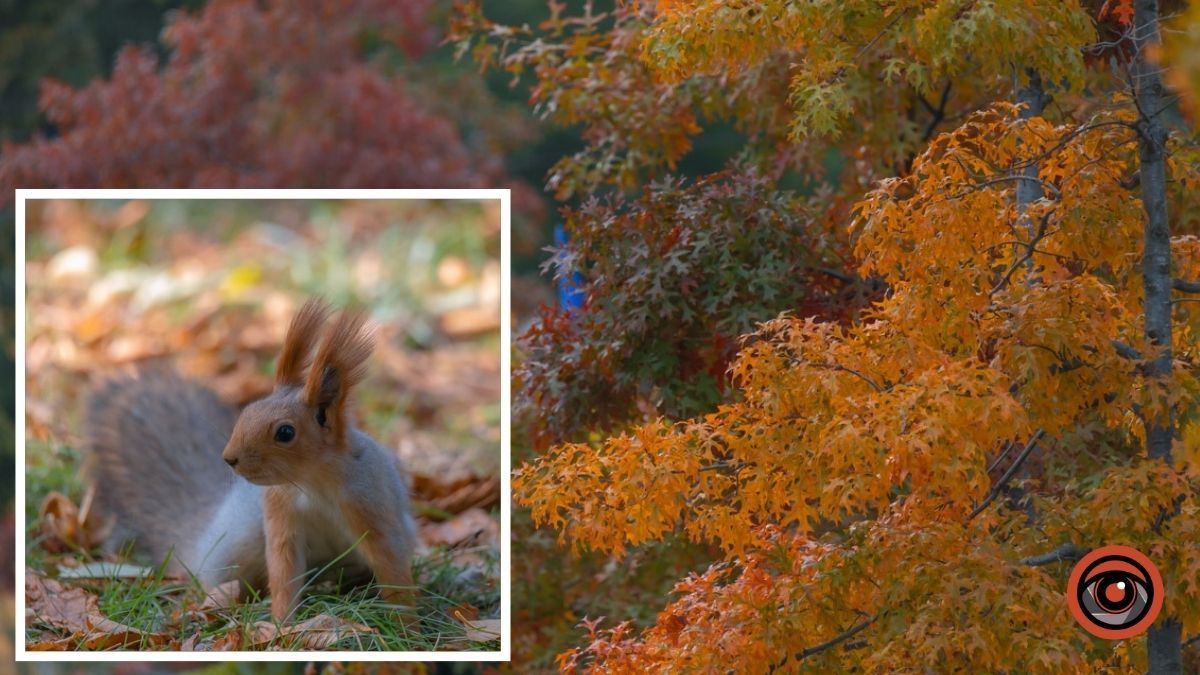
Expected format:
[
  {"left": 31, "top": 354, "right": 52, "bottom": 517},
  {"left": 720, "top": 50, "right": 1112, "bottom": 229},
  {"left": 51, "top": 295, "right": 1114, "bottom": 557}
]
[{"left": 1132, "top": 0, "right": 1182, "bottom": 671}]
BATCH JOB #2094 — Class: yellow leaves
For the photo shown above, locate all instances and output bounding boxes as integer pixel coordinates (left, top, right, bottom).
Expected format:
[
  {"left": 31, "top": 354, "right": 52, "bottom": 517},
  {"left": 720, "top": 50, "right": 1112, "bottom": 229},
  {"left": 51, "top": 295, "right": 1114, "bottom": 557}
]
[
  {"left": 517, "top": 307, "right": 1035, "bottom": 558},
  {"left": 1037, "top": 461, "right": 1200, "bottom": 640},
  {"left": 989, "top": 276, "right": 1133, "bottom": 433},
  {"left": 640, "top": 1, "right": 1094, "bottom": 144},
  {"left": 514, "top": 420, "right": 700, "bottom": 555}
]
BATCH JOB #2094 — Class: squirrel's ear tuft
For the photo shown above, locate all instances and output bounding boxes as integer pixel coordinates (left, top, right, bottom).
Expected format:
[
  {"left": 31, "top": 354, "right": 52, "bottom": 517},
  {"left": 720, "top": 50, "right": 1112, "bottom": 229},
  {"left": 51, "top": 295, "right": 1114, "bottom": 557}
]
[
  {"left": 303, "top": 307, "right": 374, "bottom": 438},
  {"left": 276, "top": 298, "right": 331, "bottom": 387}
]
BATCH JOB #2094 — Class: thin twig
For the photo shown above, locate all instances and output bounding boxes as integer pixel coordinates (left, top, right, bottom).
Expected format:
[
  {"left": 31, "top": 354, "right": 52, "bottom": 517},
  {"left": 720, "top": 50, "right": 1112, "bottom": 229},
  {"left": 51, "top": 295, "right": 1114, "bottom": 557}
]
[
  {"left": 809, "top": 363, "right": 885, "bottom": 393},
  {"left": 986, "top": 440, "right": 1017, "bottom": 474},
  {"left": 813, "top": 266, "right": 856, "bottom": 284},
  {"left": 969, "top": 429, "right": 1045, "bottom": 520},
  {"left": 989, "top": 213, "right": 1051, "bottom": 297},
  {"left": 795, "top": 614, "right": 877, "bottom": 662},
  {"left": 960, "top": 174, "right": 1062, "bottom": 199}
]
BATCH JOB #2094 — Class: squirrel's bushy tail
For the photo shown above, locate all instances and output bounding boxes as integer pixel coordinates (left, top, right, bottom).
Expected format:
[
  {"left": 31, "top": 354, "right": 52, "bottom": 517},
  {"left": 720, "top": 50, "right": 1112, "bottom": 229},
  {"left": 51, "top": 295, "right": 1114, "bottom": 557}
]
[{"left": 83, "top": 367, "right": 236, "bottom": 566}]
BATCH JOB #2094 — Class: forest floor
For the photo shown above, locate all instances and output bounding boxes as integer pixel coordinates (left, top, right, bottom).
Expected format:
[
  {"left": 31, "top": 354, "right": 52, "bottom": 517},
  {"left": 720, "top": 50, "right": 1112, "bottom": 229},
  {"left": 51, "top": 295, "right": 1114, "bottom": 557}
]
[{"left": 20, "top": 199, "right": 503, "bottom": 652}]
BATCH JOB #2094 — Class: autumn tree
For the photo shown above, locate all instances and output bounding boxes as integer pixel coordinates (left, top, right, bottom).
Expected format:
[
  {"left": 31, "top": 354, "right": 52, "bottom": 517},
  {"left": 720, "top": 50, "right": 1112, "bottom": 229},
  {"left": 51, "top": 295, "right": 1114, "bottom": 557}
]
[
  {"left": 0, "top": 0, "right": 534, "bottom": 202},
  {"left": 463, "top": 0, "right": 1200, "bottom": 670}
]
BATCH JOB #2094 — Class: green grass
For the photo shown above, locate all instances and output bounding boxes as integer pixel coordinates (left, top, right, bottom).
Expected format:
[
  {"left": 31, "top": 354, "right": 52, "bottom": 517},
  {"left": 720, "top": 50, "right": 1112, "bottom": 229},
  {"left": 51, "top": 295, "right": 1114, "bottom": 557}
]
[{"left": 24, "top": 445, "right": 501, "bottom": 652}]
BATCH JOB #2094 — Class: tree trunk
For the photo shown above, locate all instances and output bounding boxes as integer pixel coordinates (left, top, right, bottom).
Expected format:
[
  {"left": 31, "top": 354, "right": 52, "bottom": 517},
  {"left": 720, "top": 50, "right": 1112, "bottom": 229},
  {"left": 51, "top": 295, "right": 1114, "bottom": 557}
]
[
  {"left": 1133, "top": 0, "right": 1181, "bottom": 672},
  {"left": 1010, "top": 69, "right": 1051, "bottom": 521}
]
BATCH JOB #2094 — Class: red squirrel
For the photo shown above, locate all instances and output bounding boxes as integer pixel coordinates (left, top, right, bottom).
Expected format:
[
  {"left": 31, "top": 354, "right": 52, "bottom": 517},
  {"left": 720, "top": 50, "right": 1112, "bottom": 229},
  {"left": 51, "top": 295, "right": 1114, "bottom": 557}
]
[{"left": 84, "top": 299, "right": 418, "bottom": 621}]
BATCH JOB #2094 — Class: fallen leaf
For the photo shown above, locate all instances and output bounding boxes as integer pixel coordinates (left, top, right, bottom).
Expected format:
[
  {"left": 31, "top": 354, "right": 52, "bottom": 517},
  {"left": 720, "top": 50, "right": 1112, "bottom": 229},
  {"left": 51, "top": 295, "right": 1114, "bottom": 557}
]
[
  {"left": 26, "top": 573, "right": 171, "bottom": 649},
  {"left": 180, "top": 632, "right": 202, "bottom": 651},
  {"left": 421, "top": 477, "right": 501, "bottom": 515},
  {"left": 27, "top": 636, "right": 75, "bottom": 651},
  {"left": 57, "top": 562, "right": 157, "bottom": 581},
  {"left": 38, "top": 489, "right": 113, "bottom": 553},
  {"left": 199, "top": 580, "right": 242, "bottom": 612},
  {"left": 420, "top": 507, "right": 499, "bottom": 548},
  {"left": 454, "top": 610, "right": 501, "bottom": 642},
  {"left": 248, "top": 614, "right": 377, "bottom": 650}
]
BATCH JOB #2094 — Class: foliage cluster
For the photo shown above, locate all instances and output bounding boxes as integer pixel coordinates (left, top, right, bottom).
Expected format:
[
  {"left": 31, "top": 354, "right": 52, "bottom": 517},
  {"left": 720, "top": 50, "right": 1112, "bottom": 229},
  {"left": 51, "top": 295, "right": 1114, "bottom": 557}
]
[
  {"left": 0, "top": 0, "right": 533, "bottom": 204},
  {"left": 463, "top": 0, "right": 1200, "bottom": 670},
  {"left": 517, "top": 170, "right": 865, "bottom": 445}
]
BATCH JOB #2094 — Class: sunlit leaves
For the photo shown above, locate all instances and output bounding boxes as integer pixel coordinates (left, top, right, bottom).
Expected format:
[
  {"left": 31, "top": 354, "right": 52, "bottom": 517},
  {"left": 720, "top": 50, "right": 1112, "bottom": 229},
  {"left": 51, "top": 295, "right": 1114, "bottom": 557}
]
[
  {"left": 516, "top": 99, "right": 1199, "bottom": 669},
  {"left": 643, "top": 0, "right": 1094, "bottom": 143}
]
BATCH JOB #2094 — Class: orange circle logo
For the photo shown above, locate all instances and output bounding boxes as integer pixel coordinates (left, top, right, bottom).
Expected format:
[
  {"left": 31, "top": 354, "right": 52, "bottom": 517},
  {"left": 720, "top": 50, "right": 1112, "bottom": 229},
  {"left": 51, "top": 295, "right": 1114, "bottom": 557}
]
[{"left": 1066, "top": 545, "right": 1163, "bottom": 639}]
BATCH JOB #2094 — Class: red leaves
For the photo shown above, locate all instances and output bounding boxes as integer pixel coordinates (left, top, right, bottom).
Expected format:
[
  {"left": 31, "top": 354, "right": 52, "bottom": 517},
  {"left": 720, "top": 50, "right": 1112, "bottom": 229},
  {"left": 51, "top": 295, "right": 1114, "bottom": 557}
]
[
  {"left": 1098, "top": 0, "right": 1135, "bottom": 25},
  {"left": 0, "top": 0, "right": 525, "bottom": 205}
]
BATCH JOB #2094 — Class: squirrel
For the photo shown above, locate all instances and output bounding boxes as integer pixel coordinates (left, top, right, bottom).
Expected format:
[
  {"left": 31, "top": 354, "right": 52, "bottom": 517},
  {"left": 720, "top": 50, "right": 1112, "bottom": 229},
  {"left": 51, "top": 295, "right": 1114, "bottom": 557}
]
[{"left": 83, "top": 299, "right": 419, "bottom": 622}]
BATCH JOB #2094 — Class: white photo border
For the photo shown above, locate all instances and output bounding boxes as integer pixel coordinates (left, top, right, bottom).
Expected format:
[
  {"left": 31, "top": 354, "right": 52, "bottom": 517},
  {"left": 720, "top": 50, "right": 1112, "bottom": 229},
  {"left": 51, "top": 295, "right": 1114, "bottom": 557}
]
[{"left": 15, "top": 188, "right": 512, "bottom": 662}]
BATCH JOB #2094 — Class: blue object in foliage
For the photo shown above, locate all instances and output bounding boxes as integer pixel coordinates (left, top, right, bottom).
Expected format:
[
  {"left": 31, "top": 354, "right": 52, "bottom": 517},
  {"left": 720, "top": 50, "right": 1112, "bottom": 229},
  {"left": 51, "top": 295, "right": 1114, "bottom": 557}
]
[{"left": 554, "top": 223, "right": 586, "bottom": 312}]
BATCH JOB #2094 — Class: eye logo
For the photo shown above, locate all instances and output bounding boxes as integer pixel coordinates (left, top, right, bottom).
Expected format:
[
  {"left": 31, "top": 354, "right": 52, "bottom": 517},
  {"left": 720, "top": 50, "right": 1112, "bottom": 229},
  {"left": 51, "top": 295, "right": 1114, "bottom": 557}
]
[{"left": 1066, "top": 545, "right": 1163, "bottom": 639}]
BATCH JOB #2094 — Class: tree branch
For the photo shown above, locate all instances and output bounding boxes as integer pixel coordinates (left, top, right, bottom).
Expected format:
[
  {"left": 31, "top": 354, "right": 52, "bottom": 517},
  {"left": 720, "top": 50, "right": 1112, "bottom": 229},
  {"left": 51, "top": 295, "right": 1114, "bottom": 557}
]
[
  {"left": 795, "top": 614, "right": 877, "bottom": 662},
  {"left": 969, "top": 429, "right": 1045, "bottom": 520},
  {"left": 920, "top": 80, "right": 953, "bottom": 142},
  {"left": 809, "top": 363, "right": 885, "bottom": 393},
  {"left": 989, "top": 213, "right": 1051, "bottom": 297},
  {"left": 1173, "top": 278, "right": 1200, "bottom": 293},
  {"left": 812, "top": 266, "right": 857, "bottom": 284},
  {"left": 1112, "top": 340, "right": 1144, "bottom": 361},
  {"left": 1021, "top": 543, "right": 1086, "bottom": 566}
]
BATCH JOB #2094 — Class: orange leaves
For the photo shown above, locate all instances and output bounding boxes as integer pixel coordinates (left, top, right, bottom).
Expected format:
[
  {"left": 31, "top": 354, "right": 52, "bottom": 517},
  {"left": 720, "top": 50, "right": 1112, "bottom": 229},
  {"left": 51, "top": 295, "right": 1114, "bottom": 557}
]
[
  {"left": 640, "top": 1, "right": 1094, "bottom": 145},
  {"left": 514, "top": 420, "right": 700, "bottom": 555},
  {"left": 1098, "top": 0, "right": 1136, "bottom": 25},
  {"left": 516, "top": 310, "right": 1030, "bottom": 557}
]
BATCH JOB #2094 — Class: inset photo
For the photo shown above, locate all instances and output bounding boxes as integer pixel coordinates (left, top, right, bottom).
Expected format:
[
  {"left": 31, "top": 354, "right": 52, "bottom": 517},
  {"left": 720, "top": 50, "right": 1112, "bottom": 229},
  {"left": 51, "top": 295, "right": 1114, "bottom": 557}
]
[{"left": 16, "top": 190, "right": 509, "bottom": 660}]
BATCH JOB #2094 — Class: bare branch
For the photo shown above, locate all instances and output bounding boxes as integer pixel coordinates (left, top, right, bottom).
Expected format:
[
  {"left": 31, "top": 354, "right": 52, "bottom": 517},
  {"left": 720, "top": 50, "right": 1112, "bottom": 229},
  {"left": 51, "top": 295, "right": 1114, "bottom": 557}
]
[
  {"left": 986, "top": 440, "right": 1017, "bottom": 473},
  {"left": 989, "top": 213, "right": 1051, "bottom": 297},
  {"left": 1112, "top": 340, "right": 1144, "bottom": 361},
  {"left": 796, "top": 615, "right": 877, "bottom": 662},
  {"left": 812, "top": 266, "right": 856, "bottom": 284},
  {"left": 960, "top": 174, "right": 1062, "bottom": 200},
  {"left": 1021, "top": 543, "right": 1086, "bottom": 566},
  {"left": 920, "top": 80, "right": 953, "bottom": 142},
  {"left": 808, "top": 363, "right": 885, "bottom": 393},
  {"left": 1173, "top": 278, "right": 1200, "bottom": 294},
  {"left": 969, "top": 429, "right": 1045, "bottom": 520}
]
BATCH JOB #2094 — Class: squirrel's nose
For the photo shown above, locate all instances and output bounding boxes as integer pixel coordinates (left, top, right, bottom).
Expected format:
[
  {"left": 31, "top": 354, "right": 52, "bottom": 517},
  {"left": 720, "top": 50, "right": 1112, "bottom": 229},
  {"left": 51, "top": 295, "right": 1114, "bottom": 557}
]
[{"left": 225, "top": 456, "right": 239, "bottom": 468}]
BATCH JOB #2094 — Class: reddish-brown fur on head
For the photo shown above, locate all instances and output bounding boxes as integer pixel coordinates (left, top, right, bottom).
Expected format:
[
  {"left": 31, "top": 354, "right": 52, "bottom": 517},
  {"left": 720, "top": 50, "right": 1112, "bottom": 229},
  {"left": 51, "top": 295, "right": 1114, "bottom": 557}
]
[
  {"left": 275, "top": 299, "right": 331, "bottom": 387},
  {"left": 221, "top": 301, "right": 376, "bottom": 485},
  {"left": 303, "top": 307, "right": 374, "bottom": 443}
]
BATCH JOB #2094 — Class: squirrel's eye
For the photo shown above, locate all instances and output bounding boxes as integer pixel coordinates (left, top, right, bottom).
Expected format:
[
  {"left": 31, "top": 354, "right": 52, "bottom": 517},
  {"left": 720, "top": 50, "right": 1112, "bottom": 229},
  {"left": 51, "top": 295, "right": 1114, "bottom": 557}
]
[{"left": 274, "top": 424, "right": 296, "bottom": 443}]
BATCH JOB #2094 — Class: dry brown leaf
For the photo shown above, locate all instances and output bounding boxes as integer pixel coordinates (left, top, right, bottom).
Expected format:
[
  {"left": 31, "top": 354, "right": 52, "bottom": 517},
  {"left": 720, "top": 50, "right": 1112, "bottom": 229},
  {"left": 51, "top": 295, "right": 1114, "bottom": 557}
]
[
  {"left": 424, "top": 477, "right": 500, "bottom": 515},
  {"left": 199, "top": 580, "right": 242, "bottom": 612},
  {"left": 38, "top": 488, "right": 114, "bottom": 553},
  {"left": 248, "top": 614, "right": 377, "bottom": 650},
  {"left": 26, "top": 573, "right": 170, "bottom": 649},
  {"left": 27, "top": 636, "right": 75, "bottom": 651},
  {"left": 453, "top": 609, "right": 501, "bottom": 643},
  {"left": 420, "top": 507, "right": 499, "bottom": 548},
  {"left": 180, "top": 632, "right": 202, "bottom": 651}
]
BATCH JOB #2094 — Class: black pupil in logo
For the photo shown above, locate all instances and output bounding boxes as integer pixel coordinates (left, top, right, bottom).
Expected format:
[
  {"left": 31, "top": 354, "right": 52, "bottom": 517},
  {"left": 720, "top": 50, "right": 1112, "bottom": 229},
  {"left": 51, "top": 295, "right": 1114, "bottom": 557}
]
[
  {"left": 1092, "top": 573, "right": 1135, "bottom": 613},
  {"left": 275, "top": 424, "right": 296, "bottom": 442},
  {"left": 1077, "top": 556, "right": 1152, "bottom": 630}
]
